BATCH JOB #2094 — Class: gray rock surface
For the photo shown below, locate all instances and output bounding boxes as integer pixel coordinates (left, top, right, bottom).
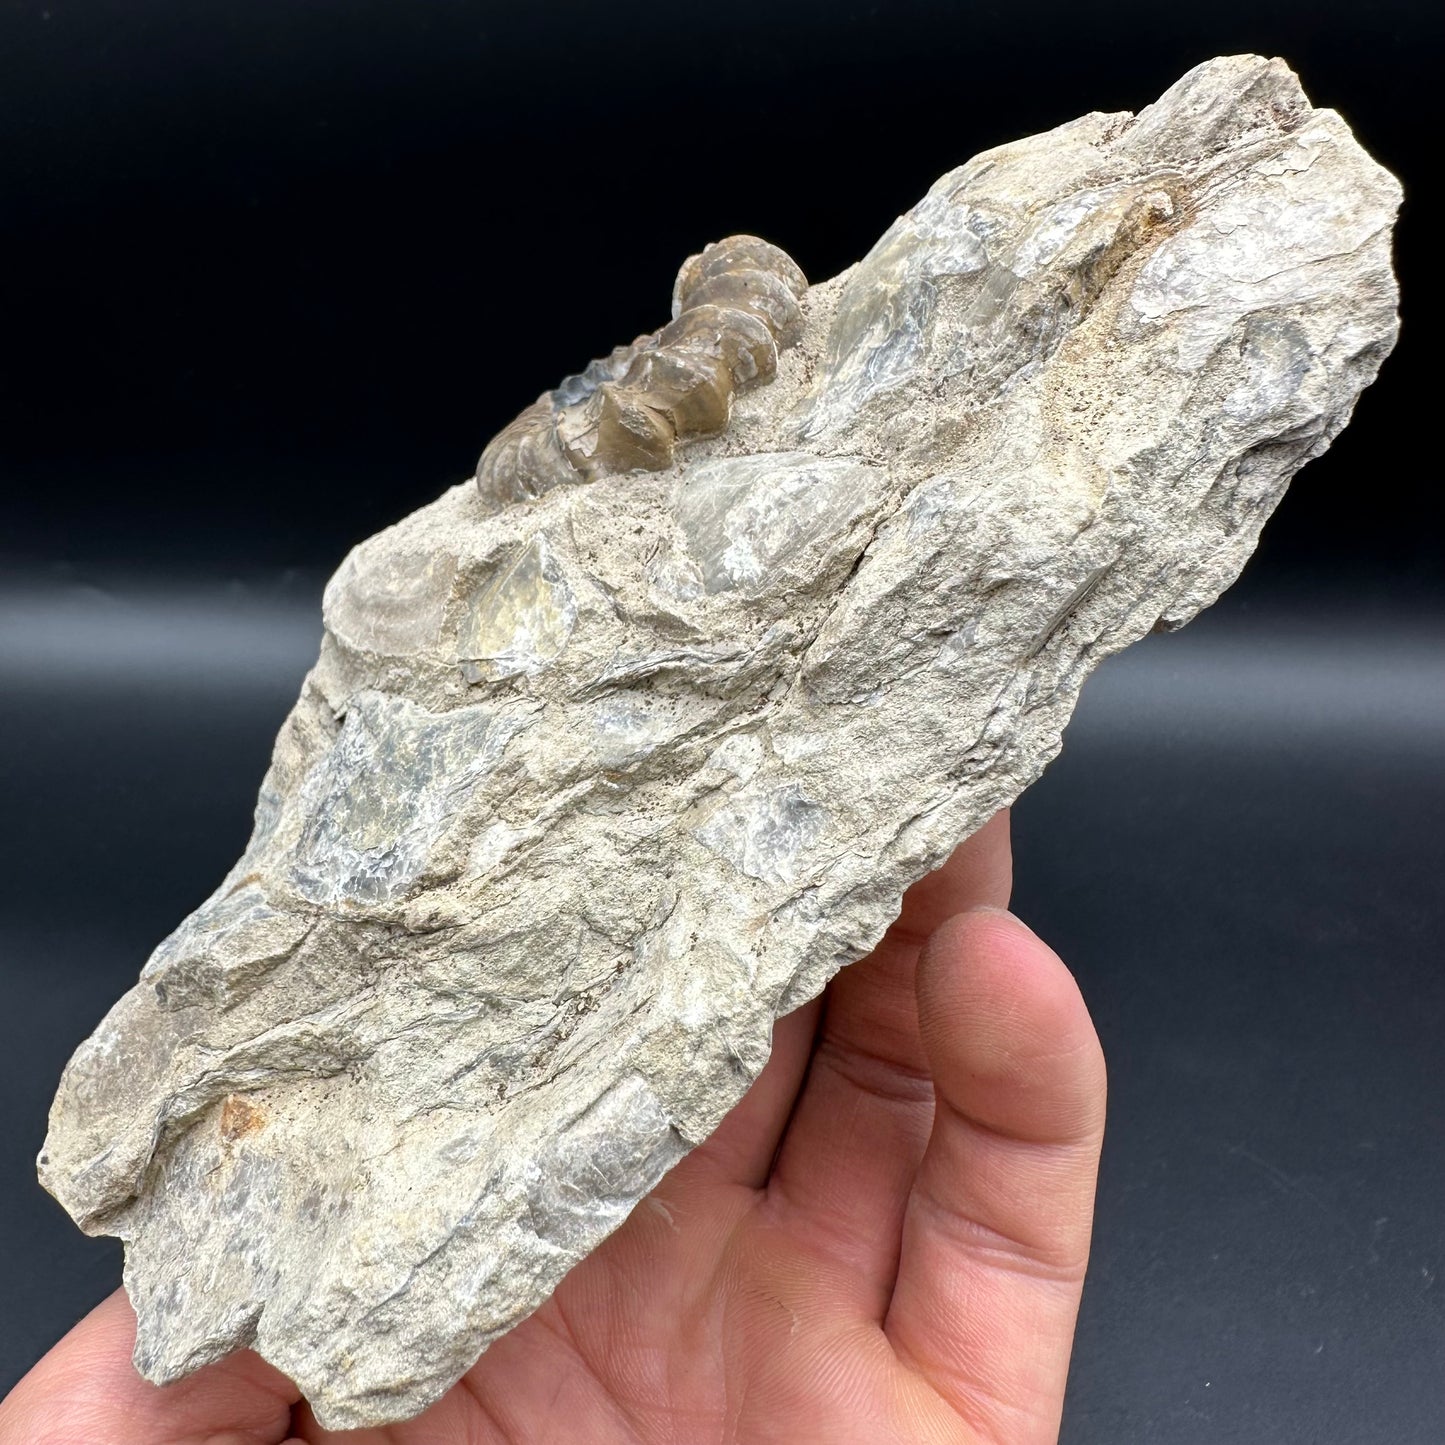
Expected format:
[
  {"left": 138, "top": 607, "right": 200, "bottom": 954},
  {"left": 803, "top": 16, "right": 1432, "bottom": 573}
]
[{"left": 40, "top": 55, "right": 1400, "bottom": 1429}]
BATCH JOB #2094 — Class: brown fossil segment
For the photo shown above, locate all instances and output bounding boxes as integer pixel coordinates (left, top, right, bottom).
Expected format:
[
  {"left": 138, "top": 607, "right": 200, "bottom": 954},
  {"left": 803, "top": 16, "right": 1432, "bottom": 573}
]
[
  {"left": 475, "top": 234, "right": 808, "bottom": 508},
  {"left": 672, "top": 234, "right": 809, "bottom": 308}
]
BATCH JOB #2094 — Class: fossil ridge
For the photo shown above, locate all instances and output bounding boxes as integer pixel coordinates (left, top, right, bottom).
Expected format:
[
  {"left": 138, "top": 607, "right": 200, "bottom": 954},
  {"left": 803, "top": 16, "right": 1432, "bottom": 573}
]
[{"left": 41, "top": 56, "right": 1400, "bottom": 1429}]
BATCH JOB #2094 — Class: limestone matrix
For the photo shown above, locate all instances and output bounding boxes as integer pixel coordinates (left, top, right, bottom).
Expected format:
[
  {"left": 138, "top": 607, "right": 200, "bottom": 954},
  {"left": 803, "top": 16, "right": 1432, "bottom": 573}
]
[{"left": 40, "top": 56, "right": 1400, "bottom": 1429}]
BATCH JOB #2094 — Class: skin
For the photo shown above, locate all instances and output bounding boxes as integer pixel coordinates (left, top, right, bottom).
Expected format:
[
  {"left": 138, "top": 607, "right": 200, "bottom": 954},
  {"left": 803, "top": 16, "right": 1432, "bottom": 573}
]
[{"left": 0, "top": 810, "right": 1107, "bottom": 1445}]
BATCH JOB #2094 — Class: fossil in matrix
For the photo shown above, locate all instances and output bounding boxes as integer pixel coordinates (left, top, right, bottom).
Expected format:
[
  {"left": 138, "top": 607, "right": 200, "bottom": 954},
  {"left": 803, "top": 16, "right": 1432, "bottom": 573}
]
[
  {"left": 41, "top": 56, "right": 1400, "bottom": 1428},
  {"left": 476, "top": 234, "right": 807, "bottom": 505}
]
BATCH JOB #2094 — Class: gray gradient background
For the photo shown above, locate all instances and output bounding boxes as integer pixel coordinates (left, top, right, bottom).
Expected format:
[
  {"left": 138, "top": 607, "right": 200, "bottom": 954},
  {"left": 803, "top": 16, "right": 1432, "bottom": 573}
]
[{"left": 2, "top": 2, "right": 1441, "bottom": 1441}]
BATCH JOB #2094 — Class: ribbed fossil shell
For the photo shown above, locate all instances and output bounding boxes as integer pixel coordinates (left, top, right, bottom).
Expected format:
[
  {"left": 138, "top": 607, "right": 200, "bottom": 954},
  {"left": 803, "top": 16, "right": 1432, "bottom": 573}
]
[{"left": 476, "top": 236, "right": 807, "bottom": 508}]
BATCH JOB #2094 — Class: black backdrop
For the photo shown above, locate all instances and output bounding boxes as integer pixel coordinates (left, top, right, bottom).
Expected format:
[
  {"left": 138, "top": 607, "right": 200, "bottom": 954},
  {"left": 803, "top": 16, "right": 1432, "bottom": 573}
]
[{"left": 2, "top": 3, "right": 1441, "bottom": 1441}]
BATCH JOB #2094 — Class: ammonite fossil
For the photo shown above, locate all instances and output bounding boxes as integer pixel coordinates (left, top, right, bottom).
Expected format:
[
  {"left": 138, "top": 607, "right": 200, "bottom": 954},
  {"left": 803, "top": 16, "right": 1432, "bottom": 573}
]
[{"left": 475, "top": 235, "right": 808, "bottom": 507}]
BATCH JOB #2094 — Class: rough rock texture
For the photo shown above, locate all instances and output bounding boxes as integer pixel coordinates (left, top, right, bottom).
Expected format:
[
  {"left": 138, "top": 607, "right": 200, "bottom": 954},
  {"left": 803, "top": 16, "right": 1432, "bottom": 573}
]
[{"left": 41, "top": 56, "right": 1400, "bottom": 1428}]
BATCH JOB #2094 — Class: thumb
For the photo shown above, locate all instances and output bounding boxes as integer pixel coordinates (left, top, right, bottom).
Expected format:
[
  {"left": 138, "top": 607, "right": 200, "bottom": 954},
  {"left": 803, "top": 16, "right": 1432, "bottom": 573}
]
[{"left": 0, "top": 1288, "right": 303, "bottom": 1445}]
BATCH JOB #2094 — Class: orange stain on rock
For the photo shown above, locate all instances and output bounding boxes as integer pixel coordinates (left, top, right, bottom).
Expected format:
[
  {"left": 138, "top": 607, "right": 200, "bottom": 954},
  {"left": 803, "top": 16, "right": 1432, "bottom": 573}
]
[{"left": 219, "top": 1094, "right": 267, "bottom": 1143}]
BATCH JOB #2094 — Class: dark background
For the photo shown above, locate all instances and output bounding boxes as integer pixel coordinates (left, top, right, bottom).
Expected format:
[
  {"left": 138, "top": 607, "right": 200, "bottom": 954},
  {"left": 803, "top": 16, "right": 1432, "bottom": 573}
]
[{"left": 2, "top": 2, "right": 1441, "bottom": 1441}]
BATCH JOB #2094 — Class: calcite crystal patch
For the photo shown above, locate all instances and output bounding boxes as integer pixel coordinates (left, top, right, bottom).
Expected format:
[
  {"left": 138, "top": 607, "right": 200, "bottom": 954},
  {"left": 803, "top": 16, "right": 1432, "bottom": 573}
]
[{"left": 41, "top": 56, "right": 1400, "bottom": 1428}]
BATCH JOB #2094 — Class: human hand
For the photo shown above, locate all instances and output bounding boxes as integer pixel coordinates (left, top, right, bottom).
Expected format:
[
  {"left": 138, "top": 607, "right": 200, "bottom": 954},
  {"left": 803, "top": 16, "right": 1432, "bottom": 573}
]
[{"left": 0, "top": 810, "right": 1106, "bottom": 1444}]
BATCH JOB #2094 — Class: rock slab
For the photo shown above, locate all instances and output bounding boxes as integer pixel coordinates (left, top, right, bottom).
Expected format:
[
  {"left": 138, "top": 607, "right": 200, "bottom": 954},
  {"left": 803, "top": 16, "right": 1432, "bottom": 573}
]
[{"left": 40, "top": 56, "right": 1400, "bottom": 1428}]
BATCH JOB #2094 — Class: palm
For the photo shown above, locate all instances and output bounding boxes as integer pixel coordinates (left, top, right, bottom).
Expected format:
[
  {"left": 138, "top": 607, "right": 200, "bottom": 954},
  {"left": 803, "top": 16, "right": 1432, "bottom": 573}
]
[{"left": 2, "top": 813, "right": 1107, "bottom": 1445}]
